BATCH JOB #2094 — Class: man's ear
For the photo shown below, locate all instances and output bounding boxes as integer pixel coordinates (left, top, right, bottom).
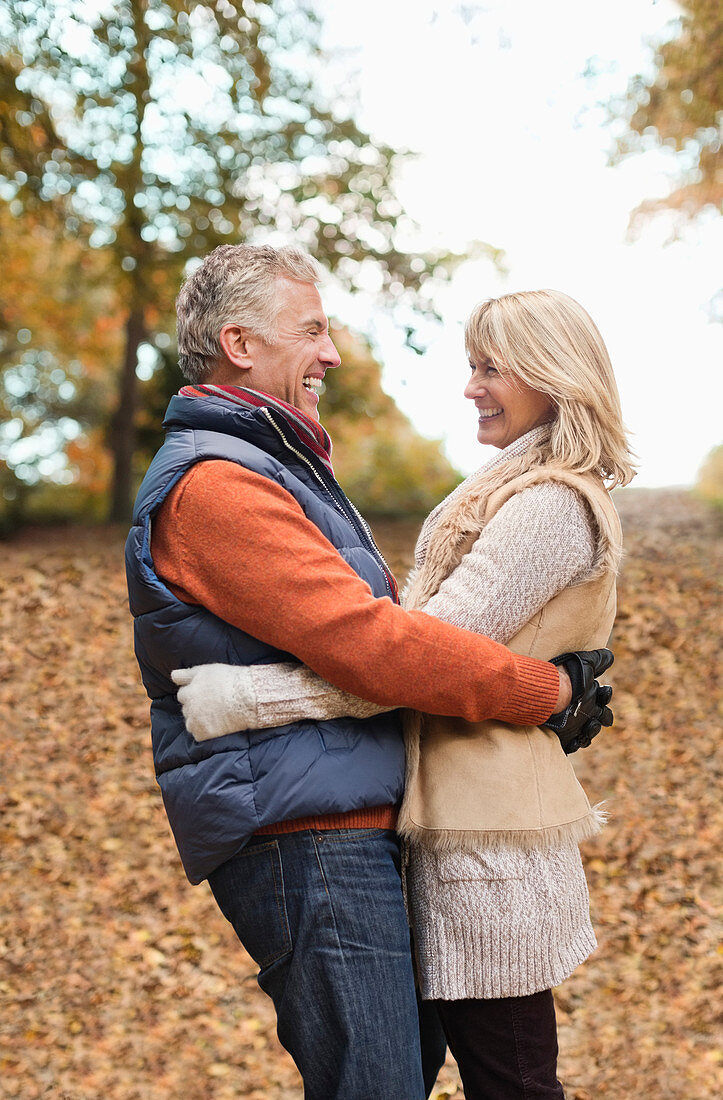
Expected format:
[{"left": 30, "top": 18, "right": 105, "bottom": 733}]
[{"left": 219, "top": 323, "right": 254, "bottom": 371}]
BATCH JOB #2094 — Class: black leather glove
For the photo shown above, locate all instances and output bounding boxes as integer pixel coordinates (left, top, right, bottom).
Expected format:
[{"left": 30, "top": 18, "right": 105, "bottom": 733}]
[{"left": 543, "top": 648, "right": 614, "bottom": 754}]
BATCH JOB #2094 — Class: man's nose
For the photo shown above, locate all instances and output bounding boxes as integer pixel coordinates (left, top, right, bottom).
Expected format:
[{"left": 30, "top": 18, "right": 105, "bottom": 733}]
[{"left": 320, "top": 334, "right": 341, "bottom": 368}]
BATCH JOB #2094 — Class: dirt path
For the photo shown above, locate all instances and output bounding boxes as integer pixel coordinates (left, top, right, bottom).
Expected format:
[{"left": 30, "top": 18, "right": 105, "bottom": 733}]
[{"left": 1, "top": 489, "right": 720, "bottom": 1098}]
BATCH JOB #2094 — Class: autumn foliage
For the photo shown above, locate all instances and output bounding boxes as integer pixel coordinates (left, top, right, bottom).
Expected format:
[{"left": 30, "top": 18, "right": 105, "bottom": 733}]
[
  {"left": 322, "top": 325, "right": 461, "bottom": 515},
  {"left": 611, "top": 0, "right": 723, "bottom": 226},
  {"left": 1, "top": 489, "right": 720, "bottom": 1098},
  {"left": 0, "top": 0, "right": 462, "bottom": 521}
]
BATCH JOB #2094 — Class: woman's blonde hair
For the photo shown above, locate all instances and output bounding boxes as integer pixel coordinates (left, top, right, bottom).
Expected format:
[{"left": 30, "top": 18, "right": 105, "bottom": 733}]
[{"left": 465, "top": 289, "right": 636, "bottom": 487}]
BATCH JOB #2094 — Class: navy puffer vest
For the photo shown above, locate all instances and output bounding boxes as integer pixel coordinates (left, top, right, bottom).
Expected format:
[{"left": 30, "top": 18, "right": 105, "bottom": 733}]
[{"left": 126, "top": 393, "right": 405, "bottom": 884}]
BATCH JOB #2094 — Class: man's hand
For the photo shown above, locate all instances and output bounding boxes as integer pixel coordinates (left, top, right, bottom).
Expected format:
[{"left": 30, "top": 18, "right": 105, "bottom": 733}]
[{"left": 544, "top": 649, "right": 614, "bottom": 754}]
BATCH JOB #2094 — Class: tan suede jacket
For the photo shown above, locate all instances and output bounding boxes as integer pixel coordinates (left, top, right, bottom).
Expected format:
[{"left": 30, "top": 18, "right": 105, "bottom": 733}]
[{"left": 397, "top": 453, "right": 623, "bottom": 853}]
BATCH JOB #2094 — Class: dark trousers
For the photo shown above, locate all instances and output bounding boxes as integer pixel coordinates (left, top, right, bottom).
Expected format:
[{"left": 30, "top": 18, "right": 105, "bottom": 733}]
[{"left": 432, "top": 989, "right": 565, "bottom": 1099}]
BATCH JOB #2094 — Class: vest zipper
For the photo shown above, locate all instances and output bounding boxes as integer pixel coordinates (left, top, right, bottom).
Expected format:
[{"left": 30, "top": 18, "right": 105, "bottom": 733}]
[{"left": 262, "top": 408, "right": 395, "bottom": 600}]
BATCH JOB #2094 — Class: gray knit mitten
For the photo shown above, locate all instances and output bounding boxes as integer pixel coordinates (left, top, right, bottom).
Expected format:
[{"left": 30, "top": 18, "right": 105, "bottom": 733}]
[{"left": 171, "top": 664, "right": 259, "bottom": 741}]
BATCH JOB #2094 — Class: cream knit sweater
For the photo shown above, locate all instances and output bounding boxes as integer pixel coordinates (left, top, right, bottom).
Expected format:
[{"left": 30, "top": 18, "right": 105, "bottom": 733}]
[{"left": 182, "top": 425, "right": 600, "bottom": 998}]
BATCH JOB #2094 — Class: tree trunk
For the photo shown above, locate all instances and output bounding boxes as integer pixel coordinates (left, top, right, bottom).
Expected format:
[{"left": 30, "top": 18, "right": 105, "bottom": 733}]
[{"left": 108, "top": 308, "right": 145, "bottom": 522}]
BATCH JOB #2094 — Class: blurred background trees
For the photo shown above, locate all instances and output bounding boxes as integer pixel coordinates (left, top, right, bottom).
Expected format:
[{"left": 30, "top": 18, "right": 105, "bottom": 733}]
[
  {"left": 695, "top": 444, "right": 723, "bottom": 508},
  {"left": 4, "top": 1, "right": 718, "bottom": 531},
  {"left": 322, "top": 326, "right": 459, "bottom": 514},
  {"left": 610, "top": 0, "right": 721, "bottom": 229},
  {"left": 0, "top": 0, "right": 460, "bottom": 528},
  {"left": 609, "top": 0, "right": 722, "bottom": 503}
]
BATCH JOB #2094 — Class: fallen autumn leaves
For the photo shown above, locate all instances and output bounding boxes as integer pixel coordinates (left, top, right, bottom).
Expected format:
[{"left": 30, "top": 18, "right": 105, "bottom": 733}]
[{"left": 1, "top": 489, "right": 720, "bottom": 1098}]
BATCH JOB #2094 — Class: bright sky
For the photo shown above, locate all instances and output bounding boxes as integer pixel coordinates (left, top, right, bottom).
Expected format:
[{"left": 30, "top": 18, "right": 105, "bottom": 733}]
[{"left": 317, "top": 0, "right": 722, "bottom": 486}]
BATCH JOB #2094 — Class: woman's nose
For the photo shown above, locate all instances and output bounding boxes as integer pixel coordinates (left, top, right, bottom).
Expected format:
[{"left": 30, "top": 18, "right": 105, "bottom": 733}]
[{"left": 464, "top": 376, "right": 484, "bottom": 400}]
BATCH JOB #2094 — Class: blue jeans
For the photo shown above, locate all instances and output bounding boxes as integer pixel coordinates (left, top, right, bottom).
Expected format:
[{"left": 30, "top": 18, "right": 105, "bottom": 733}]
[{"left": 208, "top": 828, "right": 446, "bottom": 1100}]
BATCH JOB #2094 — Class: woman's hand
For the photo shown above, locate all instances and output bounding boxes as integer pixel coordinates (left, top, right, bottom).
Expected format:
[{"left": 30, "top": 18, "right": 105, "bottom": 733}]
[
  {"left": 544, "top": 649, "right": 614, "bottom": 753},
  {"left": 554, "top": 666, "right": 573, "bottom": 712},
  {"left": 171, "top": 664, "right": 258, "bottom": 741}
]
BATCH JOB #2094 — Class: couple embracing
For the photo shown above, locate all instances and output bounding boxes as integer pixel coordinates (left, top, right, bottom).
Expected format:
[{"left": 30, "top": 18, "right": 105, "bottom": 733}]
[{"left": 126, "top": 243, "right": 633, "bottom": 1099}]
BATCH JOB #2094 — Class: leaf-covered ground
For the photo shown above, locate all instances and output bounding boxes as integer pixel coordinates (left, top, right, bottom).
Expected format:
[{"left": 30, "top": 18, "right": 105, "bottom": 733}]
[{"left": 1, "top": 489, "right": 720, "bottom": 1099}]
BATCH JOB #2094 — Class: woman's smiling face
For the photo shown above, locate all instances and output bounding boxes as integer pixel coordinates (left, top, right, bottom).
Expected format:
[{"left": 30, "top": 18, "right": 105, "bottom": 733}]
[{"left": 464, "top": 357, "right": 554, "bottom": 450}]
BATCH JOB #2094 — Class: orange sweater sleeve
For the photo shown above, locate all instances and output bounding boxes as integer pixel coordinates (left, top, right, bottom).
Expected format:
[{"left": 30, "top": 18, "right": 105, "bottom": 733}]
[{"left": 151, "top": 460, "right": 559, "bottom": 726}]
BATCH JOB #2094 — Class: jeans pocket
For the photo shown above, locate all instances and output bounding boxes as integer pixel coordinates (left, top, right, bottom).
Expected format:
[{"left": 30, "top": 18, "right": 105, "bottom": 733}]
[{"left": 208, "top": 840, "right": 292, "bottom": 968}]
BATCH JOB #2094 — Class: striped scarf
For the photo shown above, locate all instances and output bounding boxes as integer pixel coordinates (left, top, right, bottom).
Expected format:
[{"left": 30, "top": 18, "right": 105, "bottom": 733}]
[{"left": 180, "top": 384, "right": 334, "bottom": 475}]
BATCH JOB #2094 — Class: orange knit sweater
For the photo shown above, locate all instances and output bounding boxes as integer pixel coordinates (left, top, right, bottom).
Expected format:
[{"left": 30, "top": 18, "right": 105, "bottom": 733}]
[{"left": 152, "top": 460, "right": 560, "bottom": 833}]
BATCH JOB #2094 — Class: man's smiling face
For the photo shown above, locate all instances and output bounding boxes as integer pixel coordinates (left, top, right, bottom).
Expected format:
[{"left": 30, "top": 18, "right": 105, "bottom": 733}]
[{"left": 240, "top": 278, "right": 341, "bottom": 419}]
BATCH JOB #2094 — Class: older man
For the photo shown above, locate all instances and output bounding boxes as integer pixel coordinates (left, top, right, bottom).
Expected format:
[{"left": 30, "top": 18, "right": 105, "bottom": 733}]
[{"left": 126, "top": 244, "right": 609, "bottom": 1100}]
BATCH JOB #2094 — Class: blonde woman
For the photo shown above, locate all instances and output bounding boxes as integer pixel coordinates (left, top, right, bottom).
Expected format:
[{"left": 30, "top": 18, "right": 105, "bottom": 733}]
[{"left": 175, "top": 290, "right": 634, "bottom": 1098}]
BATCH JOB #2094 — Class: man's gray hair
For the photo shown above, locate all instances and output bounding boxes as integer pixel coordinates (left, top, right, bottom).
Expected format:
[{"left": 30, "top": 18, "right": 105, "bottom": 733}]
[{"left": 176, "top": 243, "right": 322, "bottom": 383}]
